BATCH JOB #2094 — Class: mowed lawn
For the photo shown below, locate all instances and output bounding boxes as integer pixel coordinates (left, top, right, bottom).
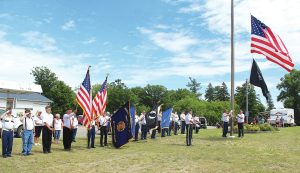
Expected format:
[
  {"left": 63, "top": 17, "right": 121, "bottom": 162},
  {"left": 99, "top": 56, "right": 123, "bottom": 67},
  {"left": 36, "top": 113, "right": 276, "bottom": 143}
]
[{"left": 1, "top": 127, "right": 299, "bottom": 173}]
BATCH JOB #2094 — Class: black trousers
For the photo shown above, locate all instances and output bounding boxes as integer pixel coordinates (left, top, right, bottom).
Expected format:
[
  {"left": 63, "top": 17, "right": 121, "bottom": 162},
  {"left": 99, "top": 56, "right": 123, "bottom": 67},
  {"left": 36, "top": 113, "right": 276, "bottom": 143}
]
[
  {"left": 87, "top": 126, "right": 95, "bottom": 148},
  {"left": 42, "top": 126, "right": 52, "bottom": 152},
  {"left": 157, "top": 121, "right": 161, "bottom": 133},
  {"left": 134, "top": 123, "right": 140, "bottom": 140},
  {"left": 174, "top": 122, "right": 178, "bottom": 135},
  {"left": 238, "top": 123, "right": 244, "bottom": 137},
  {"left": 100, "top": 126, "right": 108, "bottom": 146},
  {"left": 63, "top": 127, "right": 73, "bottom": 149},
  {"left": 223, "top": 122, "right": 228, "bottom": 137},
  {"left": 181, "top": 121, "right": 186, "bottom": 134},
  {"left": 141, "top": 124, "right": 147, "bottom": 140},
  {"left": 151, "top": 129, "right": 156, "bottom": 139},
  {"left": 195, "top": 125, "right": 200, "bottom": 134},
  {"left": 186, "top": 124, "right": 193, "bottom": 146},
  {"left": 161, "top": 128, "right": 167, "bottom": 137}
]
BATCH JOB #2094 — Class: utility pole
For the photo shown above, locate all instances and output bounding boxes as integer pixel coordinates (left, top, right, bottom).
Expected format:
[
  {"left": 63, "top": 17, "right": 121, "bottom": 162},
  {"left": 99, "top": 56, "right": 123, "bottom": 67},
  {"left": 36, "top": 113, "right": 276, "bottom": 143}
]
[
  {"left": 246, "top": 79, "right": 249, "bottom": 123},
  {"left": 230, "top": 0, "right": 235, "bottom": 137}
]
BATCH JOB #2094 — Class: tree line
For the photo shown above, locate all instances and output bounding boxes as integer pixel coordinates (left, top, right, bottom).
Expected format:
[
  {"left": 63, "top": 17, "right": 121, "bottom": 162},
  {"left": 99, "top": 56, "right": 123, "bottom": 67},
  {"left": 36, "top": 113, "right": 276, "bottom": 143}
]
[{"left": 31, "top": 66, "right": 300, "bottom": 125}]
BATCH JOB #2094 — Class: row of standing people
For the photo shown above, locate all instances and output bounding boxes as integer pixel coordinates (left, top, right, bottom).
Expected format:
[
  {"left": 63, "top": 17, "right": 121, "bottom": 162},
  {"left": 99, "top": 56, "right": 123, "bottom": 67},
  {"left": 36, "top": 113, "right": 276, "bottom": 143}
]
[
  {"left": 0, "top": 106, "right": 79, "bottom": 158},
  {"left": 134, "top": 109, "right": 199, "bottom": 146}
]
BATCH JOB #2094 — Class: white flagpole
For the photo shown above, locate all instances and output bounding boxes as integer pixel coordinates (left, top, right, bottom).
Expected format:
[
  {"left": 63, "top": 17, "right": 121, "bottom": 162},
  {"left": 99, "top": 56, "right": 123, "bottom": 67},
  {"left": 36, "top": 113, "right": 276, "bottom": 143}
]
[{"left": 230, "top": 0, "right": 235, "bottom": 137}]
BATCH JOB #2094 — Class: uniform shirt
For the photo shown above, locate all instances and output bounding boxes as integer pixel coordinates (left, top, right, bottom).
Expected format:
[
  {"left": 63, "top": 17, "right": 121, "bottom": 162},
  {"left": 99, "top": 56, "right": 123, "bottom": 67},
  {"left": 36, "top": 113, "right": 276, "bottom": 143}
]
[
  {"left": 23, "top": 116, "right": 35, "bottom": 130},
  {"left": 135, "top": 115, "right": 139, "bottom": 125},
  {"left": 42, "top": 112, "right": 54, "bottom": 127},
  {"left": 34, "top": 115, "right": 43, "bottom": 126},
  {"left": 180, "top": 113, "right": 186, "bottom": 122},
  {"left": 172, "top": 113, "right": 179, "bottom": 123},
  {"left": 99, "top": 116, "right": 109, "bottom": 126},
  {"left": 63, "top": 114, "right": 73, "bottom": 128},
  {"left": 73, "top": 118, "right": 78, "bottom": 129},
  {"left": 1, "top": 115, "right": 14, "bottom": 131},
  {"left": 185, "top": 113, "right": 193, "bottom": 125},
  {"left": 222, "top": 113, "right": 229, "bottom": 122},
  {"left": 90, "top": 120, "right": 96, "bottom": 126},
  {"left": 140, "top": 113, "right": 146, "bottom": 125},
  {"left": 237, "top": 113, "right": 245, "bottom": 123},
  {"left": 54, "top": 119, "right": 62, "bottom": 130}
]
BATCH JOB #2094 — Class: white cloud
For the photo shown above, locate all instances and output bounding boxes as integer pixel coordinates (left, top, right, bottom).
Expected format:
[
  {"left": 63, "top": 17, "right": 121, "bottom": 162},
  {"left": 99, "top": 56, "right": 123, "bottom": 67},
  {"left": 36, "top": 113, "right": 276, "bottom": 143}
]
[
  {"left": 61, "top": 20, "right": 75, "bottom": 31},
  {"left": 21, "top": 31, "right": 57, "bottom": 52},
  {"left": 83, "top": 37, "right": 96, "bottom": 45},
  {"left": 178, "top": 3, "right": 201, "bottom": 13},
  {"left": 137, "top": 27, "right": 198, "bottom": 53}
]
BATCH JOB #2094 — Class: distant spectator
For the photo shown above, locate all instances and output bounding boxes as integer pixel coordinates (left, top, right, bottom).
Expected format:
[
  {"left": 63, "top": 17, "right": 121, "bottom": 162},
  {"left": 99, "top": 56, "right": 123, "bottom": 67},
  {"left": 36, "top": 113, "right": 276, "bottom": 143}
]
[
  {"left": 280, "top": 116, "right": 284, "bottom": 128},
  {"left": 54, "top": 114, "right": 63, "bottom": 144},
  {"left": 275, "top": 115, "right": 280, "bottom": 128},
  {"left": 34, "top": 110, "right": 43, "bottom": 146},
  {"left": 72, "top": 114, "right": 79, "bottom": 142}
]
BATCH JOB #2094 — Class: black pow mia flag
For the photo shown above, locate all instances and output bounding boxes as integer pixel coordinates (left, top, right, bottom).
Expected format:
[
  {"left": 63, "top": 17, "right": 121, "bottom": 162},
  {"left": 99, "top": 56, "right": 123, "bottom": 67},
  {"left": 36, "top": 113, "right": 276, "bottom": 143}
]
[{"left": 250, "top": 59, "right": 270, "bottom": 102}]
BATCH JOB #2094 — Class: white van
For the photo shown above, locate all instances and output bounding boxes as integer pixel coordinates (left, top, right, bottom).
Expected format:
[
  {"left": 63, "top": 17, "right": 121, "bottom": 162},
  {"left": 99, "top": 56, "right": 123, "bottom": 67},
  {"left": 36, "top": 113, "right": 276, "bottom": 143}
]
[{"left": 269, "top": 108, "right": 295, "bottom": 126}]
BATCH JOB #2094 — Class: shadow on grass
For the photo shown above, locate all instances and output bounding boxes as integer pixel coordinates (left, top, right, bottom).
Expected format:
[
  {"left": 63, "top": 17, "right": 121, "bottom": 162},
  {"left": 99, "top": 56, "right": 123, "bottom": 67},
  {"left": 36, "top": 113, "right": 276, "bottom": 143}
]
[{"left": 200, "top": 136, "right": 241, "bottom": 141}]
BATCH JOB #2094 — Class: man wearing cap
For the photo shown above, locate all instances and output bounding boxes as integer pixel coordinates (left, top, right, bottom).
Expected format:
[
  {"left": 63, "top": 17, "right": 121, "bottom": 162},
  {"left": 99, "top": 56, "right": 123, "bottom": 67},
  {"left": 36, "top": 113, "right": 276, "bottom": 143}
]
[
  {"left": 1, "top": 107, "right": 14, "bottom": 158},
  {"left": 22, "top": 108, "right": 35, "bottom": 156},
  {"left": 63, "top": 109, "right": 74, "bottom": 151},
  {"left": 42, "top": 106, "right": 54, "bottom": 154}
]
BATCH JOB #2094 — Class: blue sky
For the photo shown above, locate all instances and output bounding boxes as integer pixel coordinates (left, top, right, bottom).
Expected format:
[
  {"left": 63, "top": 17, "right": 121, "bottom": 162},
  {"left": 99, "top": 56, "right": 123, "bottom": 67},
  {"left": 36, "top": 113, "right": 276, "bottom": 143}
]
[{"left": 0, "top": 0, "right": 299, "bottom": 108}]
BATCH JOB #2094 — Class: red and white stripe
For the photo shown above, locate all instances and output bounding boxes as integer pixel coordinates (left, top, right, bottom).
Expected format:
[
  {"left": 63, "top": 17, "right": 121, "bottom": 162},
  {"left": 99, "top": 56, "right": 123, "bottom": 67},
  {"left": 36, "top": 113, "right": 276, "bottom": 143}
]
[
  {"left": 92, "top": 88, "right": 107, "bottom": 119},
  {"left": 251, "top": 28, "right": 294, "bottom": 72},
  {"left": 76, "top": 84, "right": 92, "bottom": 128}
]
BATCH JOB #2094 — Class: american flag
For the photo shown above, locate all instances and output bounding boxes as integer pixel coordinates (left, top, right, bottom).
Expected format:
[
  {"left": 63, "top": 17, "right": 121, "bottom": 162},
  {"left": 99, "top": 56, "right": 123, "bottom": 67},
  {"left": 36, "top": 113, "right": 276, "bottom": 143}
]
[
  {"left": 250, "top": 15, "right": 294, "bottom": 72},
  {"left": 76, "top": 68, "right": 92, "bottom": 128},
  {"left": 92, "top": 76, "right": 108, "bottom": 119}
]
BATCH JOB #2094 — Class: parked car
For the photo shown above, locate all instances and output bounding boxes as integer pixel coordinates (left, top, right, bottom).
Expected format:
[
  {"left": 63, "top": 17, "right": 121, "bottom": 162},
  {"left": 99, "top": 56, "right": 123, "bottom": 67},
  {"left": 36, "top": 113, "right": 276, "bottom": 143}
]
[
  {"left": 0, "top": 108, "right": 24, "bottom": 138},
  {"left": 78, "top": 115, "right": 84, "bottom": 125},
  {"left": 199, "top": 117, "right": 207, "bottom": 129}
]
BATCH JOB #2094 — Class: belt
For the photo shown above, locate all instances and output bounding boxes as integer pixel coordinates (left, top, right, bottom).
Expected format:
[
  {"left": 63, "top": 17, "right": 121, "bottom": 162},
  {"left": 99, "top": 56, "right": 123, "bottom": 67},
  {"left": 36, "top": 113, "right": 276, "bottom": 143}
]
[{"left": 3, "top": 129, "right": 13, "bottom": 132}]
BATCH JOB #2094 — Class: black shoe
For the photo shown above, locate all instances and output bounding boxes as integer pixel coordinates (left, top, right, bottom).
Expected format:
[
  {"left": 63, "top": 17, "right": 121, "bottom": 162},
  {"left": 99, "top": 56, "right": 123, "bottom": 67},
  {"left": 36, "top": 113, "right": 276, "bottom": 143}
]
[
  {"left": 3, "top": 155, "right": 7, "bottom": 158},
  {"left": 91, "top": 146, "right": 96, "bottom": 148},
  {"left": 43, "top": 151, "right": 48, "bottom": 154},
  {"left": 27, "top": 153, "right": 33, "bottom": 156},
  {"left": 48, "top": 151, "right": 52, "bottom": 153},
  {"left": 104, "top": 144, "right": 108, "bottom": 146},
  {"left": 7, "top": 155, "right": 12, "bottom": 157}
]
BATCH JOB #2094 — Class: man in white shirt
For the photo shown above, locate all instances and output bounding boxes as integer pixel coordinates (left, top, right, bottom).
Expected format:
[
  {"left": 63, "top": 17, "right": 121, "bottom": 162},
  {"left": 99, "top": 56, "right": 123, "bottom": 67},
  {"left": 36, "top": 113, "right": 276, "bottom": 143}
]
[
  {"left": 99, "top": 113, "right": 110, "bottom": 147},
  {"left": 1, "top": 107, "right": 14, "bottom": 158},
  {"left": 185, "top": 110, "right": 193, "bottom": 146},
  {"left": 72, "top": 110, "right": 79, "bottom": 142},
  {"left": 172, "top": 112, "right": 179, "bottom": 135},
  {"left": 140, "top": 110, "right": 147, "bottom": 140},
  {"left": 42, "top": 106, "right": 54, "bottom": 154},
  {"left": 237, "top": 110, "right": 245, "bottom": 138},
  {"left": 222, "top": 109, "right": 232, "bottom": 137},
  {"left": 180, "top": 112, "right": 186, "bottom": 134},
  {"left": 22, "top": 108, "right": 35, "bottom": 156},
  {"left": 134, "top": 112, "right": 140, "bottom": 141},
  {"left": 63, "top": 109, "right": 74, "bottom": 151}
]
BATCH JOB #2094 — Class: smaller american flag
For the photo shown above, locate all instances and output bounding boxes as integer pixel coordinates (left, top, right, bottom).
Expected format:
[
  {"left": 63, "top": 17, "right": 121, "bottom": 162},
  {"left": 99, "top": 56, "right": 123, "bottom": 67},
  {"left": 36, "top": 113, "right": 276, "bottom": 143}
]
[
  {"left": 250, "top": 15, "right": 294, "bottom": 72},
  {"left": 76, "top": 67, "right": 92, "bottom": 128},
  {"left": 92, "top": 76, "right": 108, "bottom": 119}
]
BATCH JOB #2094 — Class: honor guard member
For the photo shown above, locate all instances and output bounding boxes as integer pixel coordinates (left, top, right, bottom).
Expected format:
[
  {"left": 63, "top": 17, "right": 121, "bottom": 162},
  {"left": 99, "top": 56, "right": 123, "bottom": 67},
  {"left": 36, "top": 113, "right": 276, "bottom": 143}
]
[
  {"left": 167, "top": 115, "right": 173, "bottom": 136},
  {"left": 185, "top": 110, "right": 193, "bottom": 146},
  {"left": 72, "top": 111, "right": 79, "bottom": 142},
  {"left": 172, "top": 112, "right": 179, "bottom": 135},
  {"left": 134, "top": 111, "right": 140, "bottom": 141},
  {"left": 140, "top": 110, "right": 147, "bottom": 140},
  {"left": 99, "top": 113, "right": 109, "bottom": 147},
  {"left": 87, "top": 119, "right": 96, "bottom": 148},
  {"left": 180, "top": 112, "right": 186, "bottom": 134},
  {"left": 222, "top": 109, "right": 232, "bottom": 137},
  {"left": 157, "top": 110, "right": 162, "bottom": 133},
  {"left": 63, "top": 109, "right": 74, "bottom": 151},
  {"left": 22, "top": 108, "right": 35, "bottom": 156},
  {"left": 1, "top": 108, "right": 14, "bottom": 158},
  {"left": 42, "top": 106, "right": 54, "bottom": 154},
  {"left": 237, "top": 110, "right": 245, "bottom": 138}
]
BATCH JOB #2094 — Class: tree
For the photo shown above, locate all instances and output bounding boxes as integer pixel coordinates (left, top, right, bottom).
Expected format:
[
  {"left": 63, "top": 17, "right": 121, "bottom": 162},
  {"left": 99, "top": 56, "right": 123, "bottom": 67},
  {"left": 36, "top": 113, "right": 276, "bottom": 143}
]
[
  {"left": 277, "top": 69, "right": 300, "bottom": 124},
  {"left": 214, "top": 82, "right": 230, "bottom": 101},
  {"left": 266, "top": 95, "right": 275, "bottom": 111},
  {"left": 186, "top": 77, "right": 202, "bottom": 98},
  {"left": 235, "top": 81, "right": 265, "bottom": 120},
  {"left": 31, "top": 66, "right": 76, "bottom": 114},
  {"left": 205, "top": 83, "right": 215, "bottom": 102},
  {"left": 141, "top": 84, "right": 168, "bottom": 109}
]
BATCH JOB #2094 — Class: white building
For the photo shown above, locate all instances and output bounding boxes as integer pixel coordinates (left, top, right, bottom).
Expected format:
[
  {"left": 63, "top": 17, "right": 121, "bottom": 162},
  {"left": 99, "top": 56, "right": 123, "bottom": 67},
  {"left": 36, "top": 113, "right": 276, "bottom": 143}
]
[{"left": 0, "top": 92, "right": 52, "bottom": 115}]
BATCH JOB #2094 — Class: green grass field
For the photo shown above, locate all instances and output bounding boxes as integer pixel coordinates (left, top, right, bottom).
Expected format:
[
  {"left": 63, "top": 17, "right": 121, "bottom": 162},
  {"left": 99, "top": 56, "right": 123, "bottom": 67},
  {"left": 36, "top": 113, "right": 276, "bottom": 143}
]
[{"left": 1, "top": 127, "right": 299, "bottom": 173}]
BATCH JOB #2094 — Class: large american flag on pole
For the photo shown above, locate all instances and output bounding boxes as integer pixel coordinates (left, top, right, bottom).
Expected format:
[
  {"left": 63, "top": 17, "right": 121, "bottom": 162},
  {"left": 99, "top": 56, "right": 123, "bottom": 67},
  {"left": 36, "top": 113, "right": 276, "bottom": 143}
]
[
  {"left": 250, "top": 15, "right": 294, "bottom": 72},
  {"left": 92, "top": 76, "right": 108, "bottom": 119},
  {"left": 76, "top": 67, "right": 92, "bottom": 128}
]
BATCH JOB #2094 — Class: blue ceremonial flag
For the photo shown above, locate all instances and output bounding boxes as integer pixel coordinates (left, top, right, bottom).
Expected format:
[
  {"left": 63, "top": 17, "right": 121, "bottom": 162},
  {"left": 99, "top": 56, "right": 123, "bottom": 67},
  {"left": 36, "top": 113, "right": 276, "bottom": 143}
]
[
  {"left": 161, "top": 108, "right": 172, "bottom": 128},
  {"left": 111, "top": 101, "right": 133, "bottom": 148},
  {"left": 130, "top": 105, "right": 135, "bottom": 137}
]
